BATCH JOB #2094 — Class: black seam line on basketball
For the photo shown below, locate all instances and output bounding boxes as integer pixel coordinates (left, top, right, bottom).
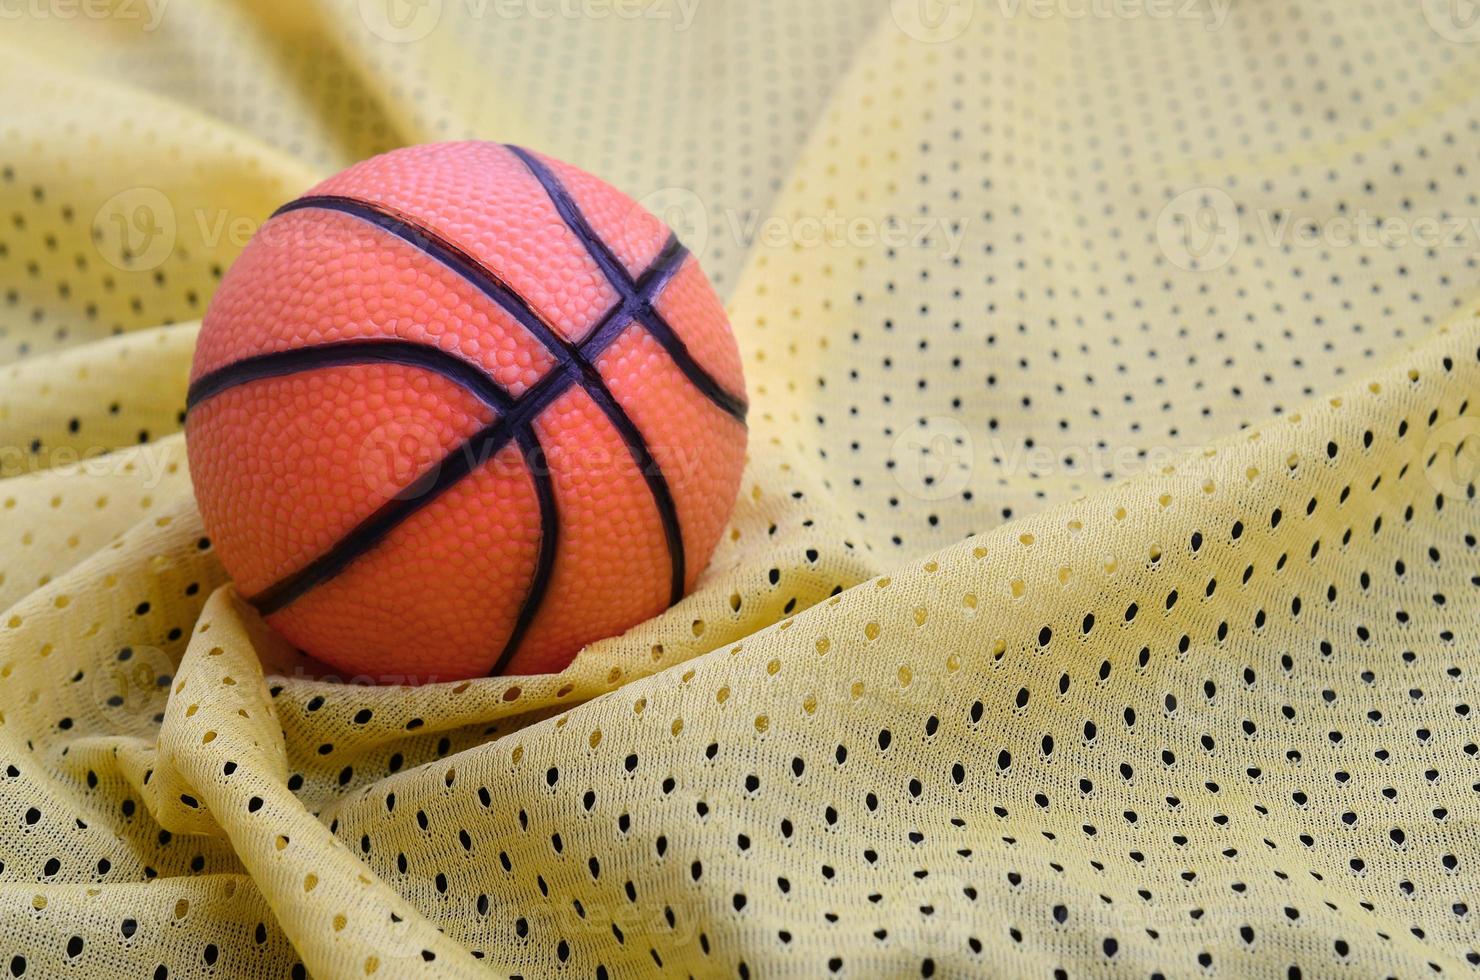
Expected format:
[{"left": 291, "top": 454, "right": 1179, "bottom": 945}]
[
  {"left": 246, "top": 356, "right": 578, "bottom": 617},
  {"left": 633, "top": 309, "right": 748, "bottom": 423},
  {"left": 244, "top": 237, "right": 677, "bottom": 619},
  {"left": 289, "top": 184, "right": 690, "bottom": 606},
  {"left": 490, "top": 428, "right": 560, "bottom": 676},
  {"left": 278, "top": 192, "right": 692, "bottom": 417},
  {"left": 570, "top": 233, "right": 686, "bottom": 362},
  {"left": 505, "top": 144, "right": 633, "bottom": 297},
  {"left": 582, "top": 372, "right": 685, "bottom": 606},
  {"left": 185, "top": 339, "right": 513, "bottom": 413},
  {"left": 274, "top": 192, "right": 694, "bottom": 396},
  {"left": 507, "top": 146, "right": 698, "bottom": 604},
  {"left": 557, "top": 355, "right": 685, "bottom": 608},
  {"left": 506, "top": 143, "right": 749, "bottom": 424},
  {"left": 274, "top": 194, "right": 574, "bottom": 359},
  {"left": 246, "top": 195, "right": 689, "bottom": 618},
  {"left": 629, "top": 235, "right": 747, "bottom": 424}
]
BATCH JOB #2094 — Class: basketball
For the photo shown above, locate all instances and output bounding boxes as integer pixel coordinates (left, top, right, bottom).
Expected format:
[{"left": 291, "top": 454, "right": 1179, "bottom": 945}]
[{"left": 184, "top": 142, "right": 747, "bottom": 680}]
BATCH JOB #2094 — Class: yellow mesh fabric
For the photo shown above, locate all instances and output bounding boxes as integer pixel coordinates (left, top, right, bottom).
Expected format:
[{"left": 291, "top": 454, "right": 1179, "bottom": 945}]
[{"left": 4, "top": 1, "right": 1480, "bottom": 976}]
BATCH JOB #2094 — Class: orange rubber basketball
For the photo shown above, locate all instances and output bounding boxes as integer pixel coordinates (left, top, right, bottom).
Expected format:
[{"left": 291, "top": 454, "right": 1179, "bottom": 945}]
[{"left": 185, "top": 142, "right": 747, "bottom": 680}]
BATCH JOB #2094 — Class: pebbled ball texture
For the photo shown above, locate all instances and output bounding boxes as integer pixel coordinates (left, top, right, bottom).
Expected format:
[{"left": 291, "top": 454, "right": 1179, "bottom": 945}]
[{"left": 186, "top": 142, "right": 747, "bottom": 680}]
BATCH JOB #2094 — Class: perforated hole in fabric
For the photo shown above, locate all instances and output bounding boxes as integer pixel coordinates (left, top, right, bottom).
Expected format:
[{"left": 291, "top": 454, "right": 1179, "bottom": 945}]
[{"left": 2, "top": 2, "right": 1480, "bottom": 977}]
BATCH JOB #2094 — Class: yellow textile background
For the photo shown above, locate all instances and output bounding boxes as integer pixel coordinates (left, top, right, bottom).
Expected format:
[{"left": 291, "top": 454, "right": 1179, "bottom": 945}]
[{"left": 3, "top": 0, "right": 1480, "bottom": 976}]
